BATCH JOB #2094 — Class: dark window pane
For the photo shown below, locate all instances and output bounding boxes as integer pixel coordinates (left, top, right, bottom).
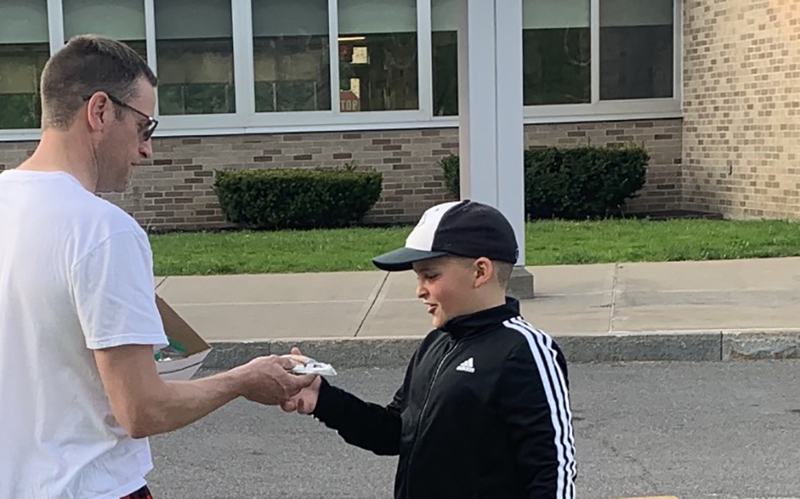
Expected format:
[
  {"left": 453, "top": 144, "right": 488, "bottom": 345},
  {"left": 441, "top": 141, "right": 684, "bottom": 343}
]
[
  {"left": 522, "top": 0, "right": 590, "bottom": 105},
  {"left": 600, "top": 25, "right": 673, "bottom": 100},
  {"left": 0, "top": 0, "right": 49, "bottom": 129},
  {"left": 252, "top": 0, "right": 331, "bottom": 113},
  {"left": 157, "top": 81, "right": 235, "bottom": 115},
  {"left": 523, "top": 27, "right": 590, "bottom": 105},
  {"left": 432, "top": 31, "right": 458, "bottom": 116},
  {"left": 155, "top": 0, "right": 235, "bottom": 115},
  {"left": 0, "top": 44, "right": 48, "bottom": 129},
  {"left": 338, "top": 33, "right": 418, "bottom": 112},
  {"left": 253, "top": 36, "right": 330, "bottom": 113},
  {"left": 338, "top": 0, "right": 418, "bottom": 112},
  {"left": 600, "top": 0, "right": 674, "bottom": 100},
  {"left": 125, "top": 41, "right": 148, "bottom": 63},
  {"left": 63, "top": 0, "right": 147, "bottom": 61}
]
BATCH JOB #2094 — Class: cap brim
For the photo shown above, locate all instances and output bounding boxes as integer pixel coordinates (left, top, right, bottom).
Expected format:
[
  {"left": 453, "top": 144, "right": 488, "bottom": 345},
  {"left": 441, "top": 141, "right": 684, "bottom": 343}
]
[{"left": 372, "top": 247, "right": 450, "bottom": 271}]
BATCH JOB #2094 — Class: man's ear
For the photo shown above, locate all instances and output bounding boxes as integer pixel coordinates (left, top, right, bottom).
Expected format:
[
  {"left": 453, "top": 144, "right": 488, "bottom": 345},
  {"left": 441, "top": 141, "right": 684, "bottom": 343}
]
[
  {"left": 86, "top": 92, "right": 112, "bottom": 132},
  {"left": 473, "top": 257, "right": 494, "bottom": 289}
]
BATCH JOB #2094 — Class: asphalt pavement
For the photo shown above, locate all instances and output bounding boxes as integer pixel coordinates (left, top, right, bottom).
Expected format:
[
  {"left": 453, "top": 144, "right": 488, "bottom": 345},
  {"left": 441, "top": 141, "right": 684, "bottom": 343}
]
[{"left": 147, "top": 360, "right": 800, "bottom": 499}]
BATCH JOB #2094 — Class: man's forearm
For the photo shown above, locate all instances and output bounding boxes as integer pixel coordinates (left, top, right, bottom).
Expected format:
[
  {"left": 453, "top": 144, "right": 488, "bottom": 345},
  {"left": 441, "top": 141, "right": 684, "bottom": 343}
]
[
  {"left": 130, "top": 371, "right": 243, "bottom": 438},
  {"left": 97, "top": 346, "right": 308, "bottom": 439}
]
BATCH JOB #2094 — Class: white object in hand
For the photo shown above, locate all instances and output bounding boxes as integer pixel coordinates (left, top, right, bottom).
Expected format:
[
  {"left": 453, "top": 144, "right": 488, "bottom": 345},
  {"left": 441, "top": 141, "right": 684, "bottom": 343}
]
[
  {"left": 292, "top": 360, "right": 337, "bottom": 376},
  {"left": 283, "top": 354, "right": 337, "bottom": 376}
]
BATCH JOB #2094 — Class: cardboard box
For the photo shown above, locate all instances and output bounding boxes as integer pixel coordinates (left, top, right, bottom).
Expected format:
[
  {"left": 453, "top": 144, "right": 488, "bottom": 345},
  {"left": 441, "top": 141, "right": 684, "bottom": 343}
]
[{"left": 154, "top": 295, "right": 211, "bottom": 381}]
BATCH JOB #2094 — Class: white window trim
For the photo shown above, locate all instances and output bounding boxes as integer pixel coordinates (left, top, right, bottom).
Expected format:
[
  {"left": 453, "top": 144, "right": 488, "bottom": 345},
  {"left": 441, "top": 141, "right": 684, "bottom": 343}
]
[
  {"left": 231, "top": 0, "right": 255, "bottom": 125},
  {"left": 144, "top": 0, "right": 156, "bottom": 76},
  {"left": 1, "top": 108, "right": 683, "bottom": 143},
  {"left": 590, "top": 0, "right": 600, "bottom": 104},
  {"left": 46, "top": 0, "right": 65, "bottom": 55},
  {"left": 675, "top": 0, "right": 684, "bottom": 109},
  {"left": 328, "top": 0, "right": 341, "bottom": 115},
  {"left": 0, "top": 0, "right": 683, "bottom": 142},
  {"left": 417, "top": 0, "right": 434, "bottom": 119}
]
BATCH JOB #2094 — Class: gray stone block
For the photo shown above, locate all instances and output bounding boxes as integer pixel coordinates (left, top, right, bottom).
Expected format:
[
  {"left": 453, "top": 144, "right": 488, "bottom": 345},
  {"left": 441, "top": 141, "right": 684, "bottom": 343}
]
[
  {"left": 722, "top": 330, "right": 800, "bottom": 361},
  {"left": 268, "top": 338, "right": 422, "bottom": 369},
  {"left": 556, "top": 333, "right": 722, "bottom": 363},
  {"left": 202, "top": 332, "right": 731, "bottom": 371},
  {"left": 203, "top": 342, "right": 271, "bottom": 369},
  {"left": 508, "top": 266, "right": 535, "bottom": 300}
]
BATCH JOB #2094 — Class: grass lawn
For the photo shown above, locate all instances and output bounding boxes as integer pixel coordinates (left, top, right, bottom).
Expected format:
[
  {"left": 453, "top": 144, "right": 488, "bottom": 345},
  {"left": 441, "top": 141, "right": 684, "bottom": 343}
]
[{"left": 149, "top": 219, "right": 800, "bottom": 276}]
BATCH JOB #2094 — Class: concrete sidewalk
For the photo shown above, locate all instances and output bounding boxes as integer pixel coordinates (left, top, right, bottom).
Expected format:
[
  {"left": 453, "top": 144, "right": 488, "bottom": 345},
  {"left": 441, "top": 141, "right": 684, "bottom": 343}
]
[{"left": 155, "top": 257, "right": 800, "bottom": 367}]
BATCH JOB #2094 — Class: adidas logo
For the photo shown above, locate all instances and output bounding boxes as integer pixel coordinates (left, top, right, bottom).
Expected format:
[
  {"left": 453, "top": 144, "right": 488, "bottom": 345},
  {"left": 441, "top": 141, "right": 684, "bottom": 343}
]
[{"left": 456, "top": 357, "right": 475, "bottom": 373}]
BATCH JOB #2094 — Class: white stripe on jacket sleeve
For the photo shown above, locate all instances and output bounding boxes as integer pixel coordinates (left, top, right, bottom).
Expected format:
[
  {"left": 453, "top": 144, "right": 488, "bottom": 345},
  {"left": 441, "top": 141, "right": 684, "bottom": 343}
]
[{"left": 503, "top": 317, "right": 577, "bottom": 499}]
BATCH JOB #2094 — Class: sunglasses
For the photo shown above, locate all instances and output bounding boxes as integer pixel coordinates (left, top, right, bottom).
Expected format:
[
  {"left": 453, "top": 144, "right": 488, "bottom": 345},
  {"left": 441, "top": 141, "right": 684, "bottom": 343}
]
[{"left": 83, "top": 92, "right": 159, "bottom": 141}]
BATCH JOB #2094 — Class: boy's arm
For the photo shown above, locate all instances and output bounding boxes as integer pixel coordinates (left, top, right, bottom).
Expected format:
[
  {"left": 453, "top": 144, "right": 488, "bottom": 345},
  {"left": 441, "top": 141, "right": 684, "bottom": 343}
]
[
  {"left": 280, "top": 347, "right": 412, "bottom": 456},
  {"left": 312, "top": 378, "right": 404, "bottom": 456},
  {"left": 497, "top": 341, "right": 577, "bottom": 499}
]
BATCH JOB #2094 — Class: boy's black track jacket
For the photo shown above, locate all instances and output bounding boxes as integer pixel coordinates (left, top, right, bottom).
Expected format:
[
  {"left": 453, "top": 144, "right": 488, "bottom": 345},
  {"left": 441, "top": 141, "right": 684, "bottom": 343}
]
[{"left": 312, "top": 298, "right": 577, "bottom": 499}]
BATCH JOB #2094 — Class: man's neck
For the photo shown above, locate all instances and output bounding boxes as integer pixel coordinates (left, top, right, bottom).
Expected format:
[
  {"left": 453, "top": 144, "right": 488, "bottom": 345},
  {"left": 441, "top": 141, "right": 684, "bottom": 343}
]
[{"left": 17, "top": 129, "right": 98, "bottom": 192}]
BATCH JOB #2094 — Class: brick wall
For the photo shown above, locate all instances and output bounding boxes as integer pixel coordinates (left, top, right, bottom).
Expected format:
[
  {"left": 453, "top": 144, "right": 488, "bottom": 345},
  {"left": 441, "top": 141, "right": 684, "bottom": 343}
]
[
  {"left": 111, "top": 129, "right": 456, "bottom": 230},
  {"left": 0, "top": 142, "right": 35, "bottom": 175},
  {"left": 683, "top": 0, "right": 800, "bottom": 218},
  {"left": 524, "top": 120, "right": 683, "bottom": 214},
  {"left": 0, "top": 118, "right": 682, "bottom": 230}
]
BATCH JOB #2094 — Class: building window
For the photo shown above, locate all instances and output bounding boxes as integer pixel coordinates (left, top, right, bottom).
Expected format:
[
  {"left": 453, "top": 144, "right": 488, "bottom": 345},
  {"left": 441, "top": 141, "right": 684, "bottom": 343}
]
[
  {"left": 252, "top": 0, "right": 331, "bottom": 113},
  {"left": 431, "top": 0, "right": 458, "bottom": 116},
  {"left": 155, "top": 0, "right": 235, "bottom": 115},
  {"left": 63, "top": 0, "right": 147, "bottom": 61},
  {"left": 523, "top": 0, "right": 591, "bottom": 105},
  {"left": 600, "top": 0, "right": 674, "bottom": 100},
  {"left": 338, "top": 0, "right": 418, "bottom": 112},
  {"left": 0, "top": 0, "right": 49, "bottom": 129},
  {"left": 431, "top": 0, "right": 593, "bottom": 114}
]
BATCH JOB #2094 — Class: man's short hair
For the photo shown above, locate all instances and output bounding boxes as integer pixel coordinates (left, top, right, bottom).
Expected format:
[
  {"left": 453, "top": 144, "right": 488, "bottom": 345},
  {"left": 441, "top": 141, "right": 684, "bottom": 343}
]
[{"left": 40, "top": 35, "right": 157, "bottom": 130}]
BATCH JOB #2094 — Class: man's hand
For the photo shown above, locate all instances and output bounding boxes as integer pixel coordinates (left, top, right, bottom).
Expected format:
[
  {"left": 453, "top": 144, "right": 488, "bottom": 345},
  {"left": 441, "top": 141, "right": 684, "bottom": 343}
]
[
  {"left": 280, "top": 347, "right": 323, "bottom": 414},
  {"left": 233, "top": 355, "right": 317, "bottom": 405}
]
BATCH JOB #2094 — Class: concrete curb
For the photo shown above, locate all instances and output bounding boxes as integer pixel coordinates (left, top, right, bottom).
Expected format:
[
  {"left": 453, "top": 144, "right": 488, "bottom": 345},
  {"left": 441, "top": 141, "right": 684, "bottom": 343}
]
[{"left": 201, "top": 329, "right": 800, "bottom": 369}]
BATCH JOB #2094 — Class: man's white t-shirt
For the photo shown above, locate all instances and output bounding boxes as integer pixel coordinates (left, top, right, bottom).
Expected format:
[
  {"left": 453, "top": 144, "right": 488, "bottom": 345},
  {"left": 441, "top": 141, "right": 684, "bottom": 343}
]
[{"left": 0, "top": 170, "right": 169, "bottom": 499}]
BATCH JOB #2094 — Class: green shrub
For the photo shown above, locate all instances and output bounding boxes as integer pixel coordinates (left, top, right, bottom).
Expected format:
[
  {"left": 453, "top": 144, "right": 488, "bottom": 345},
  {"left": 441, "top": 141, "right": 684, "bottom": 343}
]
[
  {"left": 439, "top": 145, "right": 648, "bottom": 219},
  {"left": 441, "top": 154, "right": 461, "bottom": 199},
  {"left": 214, "top": 167, "right": 383, "bottom": 230}
]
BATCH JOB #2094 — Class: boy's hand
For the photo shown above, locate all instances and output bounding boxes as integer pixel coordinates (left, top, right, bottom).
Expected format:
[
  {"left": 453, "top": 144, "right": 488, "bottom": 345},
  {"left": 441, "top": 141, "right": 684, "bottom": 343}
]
[{"left": 280, "top": 347, "right": 323, "bottom": 414}]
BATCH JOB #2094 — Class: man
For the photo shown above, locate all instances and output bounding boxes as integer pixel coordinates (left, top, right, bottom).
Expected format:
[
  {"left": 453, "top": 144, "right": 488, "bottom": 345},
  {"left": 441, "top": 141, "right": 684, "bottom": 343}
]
[{"left": 0, "top": 35, "right": 315, "bottom": 499}]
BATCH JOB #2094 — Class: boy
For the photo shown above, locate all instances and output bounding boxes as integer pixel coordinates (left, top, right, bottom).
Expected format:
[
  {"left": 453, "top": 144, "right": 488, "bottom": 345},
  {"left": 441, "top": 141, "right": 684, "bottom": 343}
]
[{"left": 282, "top": 200, "right": 576, "bottom": 499}]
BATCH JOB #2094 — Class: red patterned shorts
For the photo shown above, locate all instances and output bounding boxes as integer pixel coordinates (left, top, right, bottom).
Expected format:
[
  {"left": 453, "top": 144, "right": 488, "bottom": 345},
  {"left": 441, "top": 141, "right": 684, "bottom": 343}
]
[{"left": 121, "top": 486, "right": 153, "bottom": 499}]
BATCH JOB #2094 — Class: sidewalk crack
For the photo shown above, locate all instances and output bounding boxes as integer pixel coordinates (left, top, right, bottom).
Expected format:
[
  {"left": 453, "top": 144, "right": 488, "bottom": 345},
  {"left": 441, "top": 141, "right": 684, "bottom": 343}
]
[
  {"left": 608, "top": 263, "right": 620, "bottom": 333},
  {"left": 354, "top": 272, "right": 389, "bottom": 338}
]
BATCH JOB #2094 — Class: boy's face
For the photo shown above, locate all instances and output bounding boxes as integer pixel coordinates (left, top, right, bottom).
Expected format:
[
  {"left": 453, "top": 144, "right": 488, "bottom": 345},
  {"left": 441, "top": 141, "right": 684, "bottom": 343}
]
[{"left": 412, "top": 256, "right": 478, "bottom": 328}]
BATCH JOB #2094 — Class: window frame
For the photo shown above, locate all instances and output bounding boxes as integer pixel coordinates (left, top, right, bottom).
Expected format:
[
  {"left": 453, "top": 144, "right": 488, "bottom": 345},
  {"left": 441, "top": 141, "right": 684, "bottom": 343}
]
[
  {"left": 521, "top": 0, "right": 682, "bottom": 121},
  {"left": 0, "top": 0, "right": 682, "bottom": 141}
]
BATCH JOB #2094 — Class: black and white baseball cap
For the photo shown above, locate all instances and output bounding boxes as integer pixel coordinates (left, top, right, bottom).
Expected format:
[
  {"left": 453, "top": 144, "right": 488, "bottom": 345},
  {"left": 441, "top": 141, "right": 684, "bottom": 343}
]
[{"left": 372, "top": 200, "right": 519, "bottom": 271}]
